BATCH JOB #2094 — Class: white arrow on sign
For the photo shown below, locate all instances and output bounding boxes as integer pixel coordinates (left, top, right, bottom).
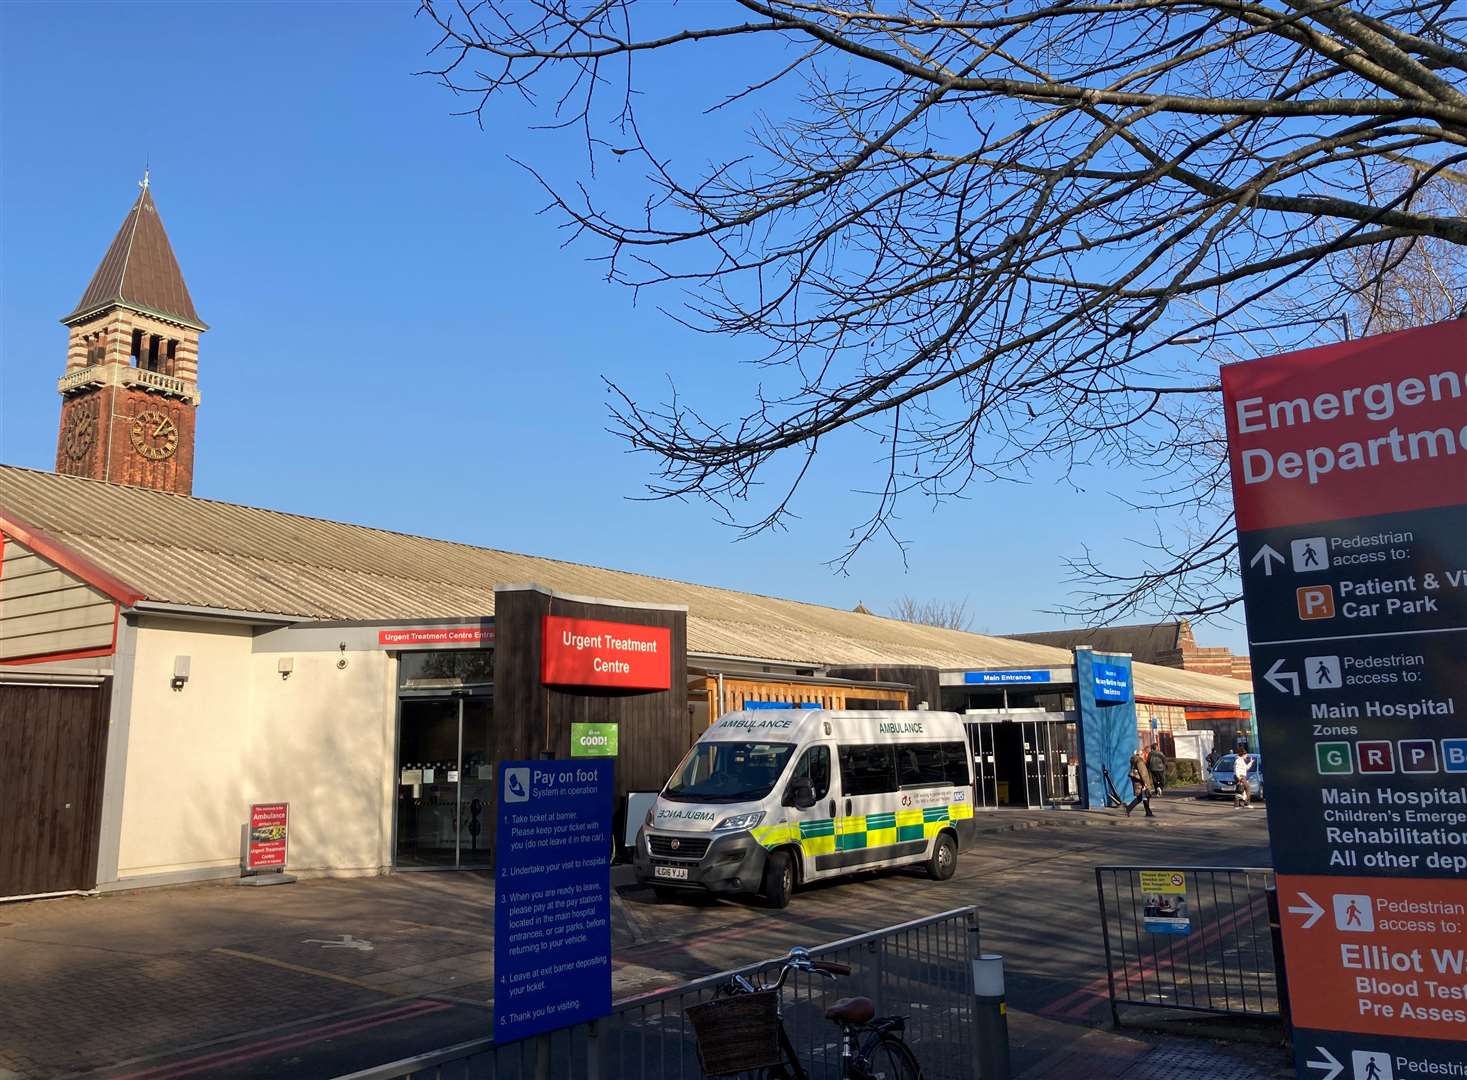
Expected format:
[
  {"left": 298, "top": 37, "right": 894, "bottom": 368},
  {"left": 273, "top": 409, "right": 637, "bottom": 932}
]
[
  {"left": 303, "top": 934, "right": 374, "bottom": 952},
  {"left": 1306, "top": 1046, "right": 1343, "bottom": 1080},
  {"left": 1288, "top": 892, "right": 1325, "bottom": 929},
  {"left": 1250, "top": 544, "right": 1286, "bottom": 576},
  {"left": 1264, "top": 657, "right": 1300, "bottom": 696}
]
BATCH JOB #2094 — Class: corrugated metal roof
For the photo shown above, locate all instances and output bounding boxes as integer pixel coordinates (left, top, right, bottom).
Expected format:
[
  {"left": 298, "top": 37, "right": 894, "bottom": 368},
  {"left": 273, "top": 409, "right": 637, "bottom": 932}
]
[
  {"left": 62, "top": 186, "right": 204, "bottom": 328},
  {"left": 0, "top": 466, "right": 1250, "bottom": 706}
]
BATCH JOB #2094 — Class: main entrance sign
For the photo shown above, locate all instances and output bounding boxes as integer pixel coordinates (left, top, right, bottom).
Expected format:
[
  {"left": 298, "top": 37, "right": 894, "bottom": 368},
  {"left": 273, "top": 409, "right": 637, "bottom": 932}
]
[
  {"left": 541, "top": 615, "right": 671, "bottom": 690},
  {"left": 1222, "top": 320, "right": 1466, "bottom": 1079}
]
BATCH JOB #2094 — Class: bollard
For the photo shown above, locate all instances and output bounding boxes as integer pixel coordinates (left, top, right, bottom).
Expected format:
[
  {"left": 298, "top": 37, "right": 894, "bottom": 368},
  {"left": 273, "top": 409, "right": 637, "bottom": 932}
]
[{"left": 972, "top": 953, "right": 1012, "bottom": 1080}]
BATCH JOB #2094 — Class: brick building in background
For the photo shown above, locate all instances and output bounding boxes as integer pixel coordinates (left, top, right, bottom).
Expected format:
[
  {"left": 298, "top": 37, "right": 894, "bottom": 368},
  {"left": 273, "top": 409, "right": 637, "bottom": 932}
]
[
  {"left": 1007, "top": 621, "right": 1254, "bottom": 756},
  {"left": 54, "top": 175, "right": 205, "bottom": 495},
  {"left": 1006, "top": 620, "right": 1251, "bottom": 682}
]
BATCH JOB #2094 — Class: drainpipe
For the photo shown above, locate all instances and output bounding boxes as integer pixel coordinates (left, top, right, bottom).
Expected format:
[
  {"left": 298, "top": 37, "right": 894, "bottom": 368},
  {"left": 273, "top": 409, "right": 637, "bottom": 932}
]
[{"left": 716, "top": 671, "right": 725, "bottom": 717}]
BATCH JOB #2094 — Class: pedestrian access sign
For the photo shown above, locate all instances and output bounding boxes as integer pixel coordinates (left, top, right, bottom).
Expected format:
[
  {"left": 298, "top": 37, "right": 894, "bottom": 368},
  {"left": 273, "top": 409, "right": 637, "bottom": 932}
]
[{"left": 1222, "top": 320, "right": 1466, "bottom": 1080}]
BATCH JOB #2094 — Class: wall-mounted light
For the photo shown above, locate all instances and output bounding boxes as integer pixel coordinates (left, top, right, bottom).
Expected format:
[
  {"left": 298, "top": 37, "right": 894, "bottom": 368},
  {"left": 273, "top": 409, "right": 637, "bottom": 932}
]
[
  {"left": 171, "top": 655, "right": 191, "bottom": 691},
  {"left": 278, "top": 657, "right": 294, "bottom": 681},
  {"left": 337, "top": 642, "right": 349, "bottom": 671}
]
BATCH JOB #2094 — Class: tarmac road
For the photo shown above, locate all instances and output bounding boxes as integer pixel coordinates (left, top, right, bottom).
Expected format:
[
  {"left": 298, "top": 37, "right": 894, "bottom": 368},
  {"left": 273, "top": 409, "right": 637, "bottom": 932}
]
[{"left": 0, "top": 794, "right": 1272, "bottom": 1079}]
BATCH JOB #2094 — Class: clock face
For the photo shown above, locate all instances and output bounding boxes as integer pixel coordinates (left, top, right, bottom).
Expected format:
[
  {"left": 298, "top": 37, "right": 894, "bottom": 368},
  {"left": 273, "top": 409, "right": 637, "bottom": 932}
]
[
  {"left": 130, "top": 409, "right": 179, "bottom": 461},
  {"left": 64, "top": 412, "right": 96, "bottom": 460}
]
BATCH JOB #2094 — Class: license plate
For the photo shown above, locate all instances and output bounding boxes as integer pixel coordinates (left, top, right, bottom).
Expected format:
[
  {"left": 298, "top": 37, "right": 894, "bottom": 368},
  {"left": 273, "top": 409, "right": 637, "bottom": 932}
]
[{"left": 654, "top": 866, "right": 689, "bottom": 881}]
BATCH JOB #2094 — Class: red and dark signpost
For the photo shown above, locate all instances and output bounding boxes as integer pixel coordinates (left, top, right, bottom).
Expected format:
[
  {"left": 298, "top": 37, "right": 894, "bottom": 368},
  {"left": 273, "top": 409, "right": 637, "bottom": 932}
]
[{"left": 1222, "top": 320, "right": 1466, "bottom": 1080}]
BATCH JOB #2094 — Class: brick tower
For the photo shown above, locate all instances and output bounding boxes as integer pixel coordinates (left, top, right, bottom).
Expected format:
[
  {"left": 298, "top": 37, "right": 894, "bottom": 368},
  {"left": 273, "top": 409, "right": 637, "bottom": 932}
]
[{"left": 55, "top": 175, "right": 206, "bottom": 494}]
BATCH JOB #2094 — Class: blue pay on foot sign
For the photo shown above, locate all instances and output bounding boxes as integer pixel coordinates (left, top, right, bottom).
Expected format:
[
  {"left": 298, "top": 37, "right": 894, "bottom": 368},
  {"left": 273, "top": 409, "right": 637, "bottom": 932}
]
[{"left": 494, "top": 759, "right": 613, "bottom": 1043}]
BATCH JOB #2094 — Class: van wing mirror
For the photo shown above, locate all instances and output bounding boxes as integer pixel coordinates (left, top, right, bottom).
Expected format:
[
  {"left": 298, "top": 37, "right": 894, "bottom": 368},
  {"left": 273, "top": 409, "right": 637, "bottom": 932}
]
[{"left": 784, "top": 777, "right": 816, "bottom": 809}]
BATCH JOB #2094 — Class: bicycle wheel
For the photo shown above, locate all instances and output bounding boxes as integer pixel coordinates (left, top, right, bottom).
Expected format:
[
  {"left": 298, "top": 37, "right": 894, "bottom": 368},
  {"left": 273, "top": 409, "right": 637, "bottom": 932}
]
[{"left": 857, "top": 1032, "right": 922, "bottom": 1080}]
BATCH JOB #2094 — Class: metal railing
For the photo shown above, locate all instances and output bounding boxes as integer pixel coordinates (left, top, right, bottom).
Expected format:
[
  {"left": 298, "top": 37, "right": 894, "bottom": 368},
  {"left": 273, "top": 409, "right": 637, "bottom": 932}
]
[
  {"left": 1095, "top": 865, "right": 1281, "bottom": 1023},
  {"left": 335, "top": 906, "right": 981, "bottom": 1080}
]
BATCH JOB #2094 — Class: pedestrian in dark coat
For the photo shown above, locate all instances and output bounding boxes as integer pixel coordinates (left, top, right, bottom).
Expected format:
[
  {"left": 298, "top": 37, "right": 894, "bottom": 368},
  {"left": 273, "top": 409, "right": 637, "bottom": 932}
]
[
  {"left": 1125, "top": 749, "right": 1154, "bottom": 818},
  {"left": 1147, "top": 744, "right": 1168, "bottom": 794}
]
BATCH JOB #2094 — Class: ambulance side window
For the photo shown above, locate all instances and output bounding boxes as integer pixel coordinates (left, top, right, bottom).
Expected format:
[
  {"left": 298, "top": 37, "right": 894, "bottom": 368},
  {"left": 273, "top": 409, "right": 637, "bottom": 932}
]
[
  {"left": 838, "top": 744, "right": 898, "bottom": 796},
  {"left": 789, "top": 745, "right": 831, "bottom": 800}
]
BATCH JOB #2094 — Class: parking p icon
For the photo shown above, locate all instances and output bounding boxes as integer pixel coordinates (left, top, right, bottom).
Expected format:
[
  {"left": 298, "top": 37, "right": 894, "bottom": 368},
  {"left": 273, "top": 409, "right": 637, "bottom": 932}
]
[{"left": 1296, "top": 585, "right": 1336, "bottom": 620}]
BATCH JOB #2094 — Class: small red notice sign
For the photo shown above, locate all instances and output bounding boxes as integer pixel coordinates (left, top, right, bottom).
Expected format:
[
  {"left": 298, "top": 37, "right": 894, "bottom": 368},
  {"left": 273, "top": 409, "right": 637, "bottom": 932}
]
[
  {"left": 541, "top": 615, "right": 671, "bottom": 690},
  {"left": 377, "top": 626, "right": 494, "bottom": 648},
  {"left": 247, "top": 802, "right": 289, "bottom": 871}
]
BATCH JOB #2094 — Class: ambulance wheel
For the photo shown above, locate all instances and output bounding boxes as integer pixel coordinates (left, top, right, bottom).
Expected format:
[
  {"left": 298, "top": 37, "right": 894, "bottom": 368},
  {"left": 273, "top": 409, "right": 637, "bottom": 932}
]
[
  {"left": 928, "top": 833, "right": 958, "bottom": 881},
  {"left": 763, "top": 850, "right": 795, "bottom": 909}
]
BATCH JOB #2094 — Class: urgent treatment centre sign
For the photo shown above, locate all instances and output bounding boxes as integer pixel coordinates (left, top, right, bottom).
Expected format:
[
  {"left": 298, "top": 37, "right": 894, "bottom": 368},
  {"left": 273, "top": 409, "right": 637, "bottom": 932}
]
[
  {"left": 1222, "top": 320, "right": 1466, "bottom": 1080},
  {"left": 540, "top": 615, "right": 671, "bottom": 690},
  {"left": 494, "top": 759, "right": 613, "bottom": 1044}
]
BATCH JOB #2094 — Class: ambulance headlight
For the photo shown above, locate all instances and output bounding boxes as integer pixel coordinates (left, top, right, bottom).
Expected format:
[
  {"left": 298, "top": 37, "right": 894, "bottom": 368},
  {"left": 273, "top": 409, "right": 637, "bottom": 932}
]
[
  {"left": 644, "top": 805, "right": 656, "bottom": 828},
  {"left": 713, "top": 811, "right": 765, "bottom": 831}
]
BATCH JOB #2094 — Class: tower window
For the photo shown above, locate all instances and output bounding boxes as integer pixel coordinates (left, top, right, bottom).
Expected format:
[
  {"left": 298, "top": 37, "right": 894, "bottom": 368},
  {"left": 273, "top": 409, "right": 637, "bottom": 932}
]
[{"left": 130, "top": 329, "right": 144, "bottom": 366}]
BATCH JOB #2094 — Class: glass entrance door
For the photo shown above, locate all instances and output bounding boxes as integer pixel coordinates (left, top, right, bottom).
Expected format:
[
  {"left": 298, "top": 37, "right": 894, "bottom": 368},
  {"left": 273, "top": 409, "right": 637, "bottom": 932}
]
[{"left": 395, "top": 694, "right": 492, "bottom": 869}]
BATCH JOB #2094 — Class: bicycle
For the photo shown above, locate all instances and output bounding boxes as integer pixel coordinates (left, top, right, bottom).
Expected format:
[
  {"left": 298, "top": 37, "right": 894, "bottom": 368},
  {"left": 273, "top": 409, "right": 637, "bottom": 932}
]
[{"left": 686, "top": 946, "right": 922, "bottom": 1079}]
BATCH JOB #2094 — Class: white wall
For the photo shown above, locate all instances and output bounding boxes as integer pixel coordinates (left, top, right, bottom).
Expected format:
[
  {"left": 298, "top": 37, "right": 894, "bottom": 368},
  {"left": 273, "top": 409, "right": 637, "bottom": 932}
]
[
  {"left": 113, "top": 616, "right": 397, "bottom": 882},
  {"left": 117, "top": 617, "right": 254, "bottom": 878},
  {"left": 248, "top": 645, "right": 396, "bottom": 873}
]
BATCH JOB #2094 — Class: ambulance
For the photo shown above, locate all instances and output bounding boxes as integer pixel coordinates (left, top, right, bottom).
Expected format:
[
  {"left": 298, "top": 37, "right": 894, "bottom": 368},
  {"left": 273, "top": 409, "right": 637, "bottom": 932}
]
[{"left": 633, "top": 710, "right": 975, "bottom": 907}]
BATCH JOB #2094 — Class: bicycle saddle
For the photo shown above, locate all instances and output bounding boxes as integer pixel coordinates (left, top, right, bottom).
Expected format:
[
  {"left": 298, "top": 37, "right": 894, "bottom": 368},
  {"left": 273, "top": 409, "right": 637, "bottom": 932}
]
[{"left": 824, "top": 996, "right": 876, "bottom": 1024}]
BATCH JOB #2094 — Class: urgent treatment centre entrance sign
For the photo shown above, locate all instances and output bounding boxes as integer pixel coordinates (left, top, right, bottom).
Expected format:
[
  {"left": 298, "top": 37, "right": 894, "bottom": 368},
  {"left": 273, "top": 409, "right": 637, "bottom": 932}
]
[
  {"left": 1222, "top": 320, "right": 1466, "bottom": 1080},
  {"left": 494, "top": 759, "right": 613, "bottom": 1044}
]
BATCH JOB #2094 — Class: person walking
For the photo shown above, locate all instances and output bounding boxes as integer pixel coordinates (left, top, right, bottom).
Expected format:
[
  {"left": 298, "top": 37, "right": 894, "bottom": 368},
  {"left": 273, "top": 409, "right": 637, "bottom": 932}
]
[
  {"left": 1147, "top": 743, "right": 1168, "bottom": 795},
  {"left": 1233, "top": 750, "right": 1255, "bottom": 808},
  {"left": 1125, "top": 749, "right": 1155, "bottom": 818}
]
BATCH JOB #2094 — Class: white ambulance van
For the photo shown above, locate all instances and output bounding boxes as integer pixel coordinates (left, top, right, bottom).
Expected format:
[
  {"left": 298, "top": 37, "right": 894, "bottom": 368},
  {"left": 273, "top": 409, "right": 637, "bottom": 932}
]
[{"left": 633, "top": 710, "right": 975, "bottom": 907}]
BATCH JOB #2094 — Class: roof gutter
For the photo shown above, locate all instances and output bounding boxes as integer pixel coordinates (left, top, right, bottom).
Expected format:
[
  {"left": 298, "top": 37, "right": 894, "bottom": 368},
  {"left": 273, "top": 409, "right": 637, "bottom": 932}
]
[{"left": 0, "top": 510, "right": 145, "bottom": 606}]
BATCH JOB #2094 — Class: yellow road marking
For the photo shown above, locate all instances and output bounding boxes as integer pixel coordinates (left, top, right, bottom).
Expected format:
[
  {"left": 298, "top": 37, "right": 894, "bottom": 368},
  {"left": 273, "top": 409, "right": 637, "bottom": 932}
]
[{"left": 212, "top": 947, "right": 398, "bottom": 995}]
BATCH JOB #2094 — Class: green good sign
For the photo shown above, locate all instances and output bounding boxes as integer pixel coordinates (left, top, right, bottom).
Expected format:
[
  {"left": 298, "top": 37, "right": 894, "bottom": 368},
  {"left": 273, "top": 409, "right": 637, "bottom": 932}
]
[{"left": 571, "top": 722, "right": 619, "bottom": 757}]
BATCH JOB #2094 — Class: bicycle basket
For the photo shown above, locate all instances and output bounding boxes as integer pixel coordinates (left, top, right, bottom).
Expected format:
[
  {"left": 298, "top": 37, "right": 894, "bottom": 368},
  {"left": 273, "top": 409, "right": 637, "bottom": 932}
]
[{"left": 686, "top": 990, "right": 782, "bottom": 1075}]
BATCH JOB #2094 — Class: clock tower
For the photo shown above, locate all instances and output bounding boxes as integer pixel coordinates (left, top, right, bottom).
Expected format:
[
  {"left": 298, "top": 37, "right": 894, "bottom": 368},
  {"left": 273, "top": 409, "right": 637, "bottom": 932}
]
[{"left": 56, "top": 175, "right": 206, "bottom": 495}]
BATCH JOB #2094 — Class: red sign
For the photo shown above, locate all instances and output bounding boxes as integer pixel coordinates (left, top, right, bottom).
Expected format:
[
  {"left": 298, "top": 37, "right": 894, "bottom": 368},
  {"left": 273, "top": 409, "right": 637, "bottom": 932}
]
[
  {"left": 541, "top": 616, "right": 671, "bottom": 690},
  {"left": 1278, "top": 874, "right": 1467, "bottom": 1041},
  {"left": 247, "top": 802, "right": 288, "bottom": 871},
  {"left": 377, "top": 626, "right": 494, "bottom": 648},
  {"left": 1221, "top": 320, "right": 1467, "bottom": 532}
]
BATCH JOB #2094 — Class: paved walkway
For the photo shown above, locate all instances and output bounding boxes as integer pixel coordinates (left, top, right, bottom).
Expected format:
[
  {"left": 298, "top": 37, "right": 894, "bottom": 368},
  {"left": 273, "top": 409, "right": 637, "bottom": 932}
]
[{"left": 0, "top": 795, "right": 1268, "bottom": 1078}]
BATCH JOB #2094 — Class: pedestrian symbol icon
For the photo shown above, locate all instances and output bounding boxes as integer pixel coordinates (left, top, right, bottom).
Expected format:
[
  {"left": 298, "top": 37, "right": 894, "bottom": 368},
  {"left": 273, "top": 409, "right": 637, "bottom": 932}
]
[
  {"left": 1291, "top": 536, "right": 1330, "bottom": 572},
  {"left": 1352, "top": 1050, "right": 1393, "bottom": 1080},
  {"left": 1305, "top": 656, "right": 1342, "bottom": 690},
  {"left": 1333, "top": 893, "right": 1374, "bottom": 932}
]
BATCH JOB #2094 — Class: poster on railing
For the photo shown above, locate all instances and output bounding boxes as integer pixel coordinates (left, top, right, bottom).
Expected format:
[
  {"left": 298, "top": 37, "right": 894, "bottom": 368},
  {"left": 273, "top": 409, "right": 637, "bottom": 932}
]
[
  {"left": 494, "top": 759, "right": 613, "bottom": 1044},
  {"left": 1222, "top": 320, "right": 1467, "bottom": 1080}
]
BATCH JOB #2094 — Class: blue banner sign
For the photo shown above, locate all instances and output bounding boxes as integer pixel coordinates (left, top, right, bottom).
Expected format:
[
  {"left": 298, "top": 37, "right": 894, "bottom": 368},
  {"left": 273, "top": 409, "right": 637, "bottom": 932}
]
[
  {"left": 494, "top": 759, "right": 613, "bottom": 1044},
  {"left": 963, "top": 670, "right": 1051, "bottom": 685},
  {"left": 743, "top": 701, "right": 822, "bottom": 710},
  {"left": 1092, "top": 662, "right": 1131, "bottom": 703}
]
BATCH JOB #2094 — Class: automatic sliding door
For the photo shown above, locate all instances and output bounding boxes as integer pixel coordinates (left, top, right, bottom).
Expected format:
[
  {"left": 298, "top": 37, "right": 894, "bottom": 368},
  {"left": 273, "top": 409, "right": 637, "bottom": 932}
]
[
  {"left": 396, "top": 699, "right": 460, "bottom": 867},
  {"left": 396, "top": 694, "right": 492, "bottom": 869},
  {"left": 459, "top": 698, "right": 493, "bottom": 868}
]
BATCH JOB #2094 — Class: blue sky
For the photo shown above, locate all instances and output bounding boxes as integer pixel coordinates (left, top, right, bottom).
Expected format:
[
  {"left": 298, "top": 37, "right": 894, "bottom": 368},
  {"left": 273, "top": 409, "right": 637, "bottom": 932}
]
[{"left": 0, "top": 2, "right": 1247, "bottom": 650}]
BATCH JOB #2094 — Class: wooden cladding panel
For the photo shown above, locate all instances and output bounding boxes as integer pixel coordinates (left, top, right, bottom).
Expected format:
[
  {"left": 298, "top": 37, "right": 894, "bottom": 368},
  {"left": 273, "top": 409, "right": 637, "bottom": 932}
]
[
  {"left": 0, "top": 682, "right": 111, "bottom": 896},
  {"left": 690, "top": 674, "right": 910, "bottom": 719},
  {"left": 0, "top": 539, "right": 117, "bottom": 661},
  {"left": 826, "top": 666, "right": 940, "bottom": 710},
  {"left": 493, "top": 589, "right": 689, "bottom": 804}
]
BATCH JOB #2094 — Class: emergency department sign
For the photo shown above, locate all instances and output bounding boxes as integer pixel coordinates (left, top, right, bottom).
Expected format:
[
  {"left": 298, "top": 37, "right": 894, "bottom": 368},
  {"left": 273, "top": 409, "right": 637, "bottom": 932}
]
[{"left": 1221, "top": 320, "right": 1467, "bottom": 1080}]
